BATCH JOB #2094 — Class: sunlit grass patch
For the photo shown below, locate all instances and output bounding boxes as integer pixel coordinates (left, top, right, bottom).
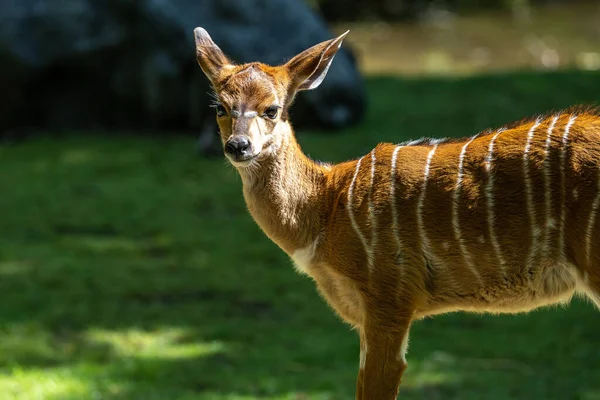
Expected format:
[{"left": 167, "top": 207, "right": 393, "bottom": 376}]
[
  {"left": 403, "top": 351, "right": 464, "bottom": 389},
  {"left": 85, "top": 328, "right": 225, "bottom": 360},
  {"left": 0, "top": 367, "right": 93, "bottom": 400}
]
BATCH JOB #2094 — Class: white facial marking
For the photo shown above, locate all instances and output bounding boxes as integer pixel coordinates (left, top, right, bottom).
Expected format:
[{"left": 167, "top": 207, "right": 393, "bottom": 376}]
[
  {"left": 485, "top": 130, "right": 506, "bottom": 267},
  {"left": 585, "top": 170, "right": 600, "bottom": 269},
  {"left": 543, "top": 116, "right": 559, "bottom": 256},
  {"left": 453, "top": 134, "right": 482, "bottom": 282},
  {"left": 559, "top": 116, "right": 578, "bottom": 260},
  {"left": 417, "top": 145, "right": 438, "bottom": 265},
  {"left": 390, "top": 146, "right": 404, "bottom": 270},
  {"left": 243, "top": 111, "right": 258, "bottom": 118},
  {"left": 523, "top": 120, "right": 542, "bottom": 271},
  {"left": 348, "top": 157, "right": 373, "bottom": 268}
]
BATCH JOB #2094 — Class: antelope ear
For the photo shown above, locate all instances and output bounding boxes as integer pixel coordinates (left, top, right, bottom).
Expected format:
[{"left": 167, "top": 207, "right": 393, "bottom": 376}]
[
  {"left": 194, "top": 27, "right": 231, "bottom": 86},
  {"left": 285, "top": 30, "right": 349, "bottom": 93}
]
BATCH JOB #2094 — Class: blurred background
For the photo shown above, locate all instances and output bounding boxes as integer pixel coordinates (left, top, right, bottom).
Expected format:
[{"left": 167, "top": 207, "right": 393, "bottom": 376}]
[{"left": 1, "top": 0, "right": 600, "bottom": 399}]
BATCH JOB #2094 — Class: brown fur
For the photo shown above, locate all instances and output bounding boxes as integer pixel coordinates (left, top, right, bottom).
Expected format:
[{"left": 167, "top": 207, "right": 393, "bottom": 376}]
[{"left": 193, "top": 27, "right": 600, "bottom": 399}]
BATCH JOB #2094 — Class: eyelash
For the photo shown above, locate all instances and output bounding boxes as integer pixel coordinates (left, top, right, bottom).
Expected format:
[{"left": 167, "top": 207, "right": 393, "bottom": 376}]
[{"left": 210, "top": 102, "right": 227, "bottom": 117}]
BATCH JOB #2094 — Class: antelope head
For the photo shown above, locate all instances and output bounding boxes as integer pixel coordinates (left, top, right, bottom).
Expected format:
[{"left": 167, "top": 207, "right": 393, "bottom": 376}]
[{"left": 193, "top": 27, "right": 349, "bottom": 168}]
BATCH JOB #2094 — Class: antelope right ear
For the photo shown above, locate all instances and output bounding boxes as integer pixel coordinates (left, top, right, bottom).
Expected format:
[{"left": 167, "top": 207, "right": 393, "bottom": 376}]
[
  {"left": 285, "top": 31, "right": 349, "bottom": 93},
  {"left": 194, "top": 27, "right": 232, "bottom": 87}
]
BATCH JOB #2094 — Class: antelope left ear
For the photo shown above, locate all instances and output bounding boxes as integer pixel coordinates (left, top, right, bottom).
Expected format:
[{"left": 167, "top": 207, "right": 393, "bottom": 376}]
[
  {"left": 194, "top": 27, "right": 232, "bottom": 87},
  {"left": 285, "top": 30, "right": 349, "bottom": 93}
]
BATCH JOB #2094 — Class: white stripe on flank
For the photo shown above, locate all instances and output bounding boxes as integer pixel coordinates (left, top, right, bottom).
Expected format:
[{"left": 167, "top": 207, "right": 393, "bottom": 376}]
[
  {"left": 417, "top": 144, "right": 438, "bottom": 264},
  {"left": 452, "top": 134, "right": 481, "bottom": 281},
  {"left": 558, "top": 116, "right": 578, "bottom": 260},
  {"left": 542, "top": 116, "right": 559, "bottom": 256},
  {"left": 523, "top": 120, "right": 542, "bottom": 268},
  {"left": 485, "top": 131, "right": 506, "bottom": 266},
  {"left": 390, "top": 146, "right": 404, "bottom": 265},
  {"left": 368, "top": 150, "right": 378, "bottom": 257},
  {"left": 348, "top": 157, "right": 373, "bottom": 268},
  {"left": 585, "top": 169, "right": 600, "bottom": 268}
]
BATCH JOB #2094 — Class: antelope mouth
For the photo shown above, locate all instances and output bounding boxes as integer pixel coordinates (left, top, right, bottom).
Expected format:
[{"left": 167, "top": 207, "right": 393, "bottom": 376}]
[{"left": 228, "top": 153, "right": 260, "bottom": 167}]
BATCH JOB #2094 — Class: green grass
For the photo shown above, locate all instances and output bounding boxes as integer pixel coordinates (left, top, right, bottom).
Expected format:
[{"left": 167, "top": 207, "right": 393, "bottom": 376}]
[{"left": 1, "top": 70, "right": 600, "bottom": 399}]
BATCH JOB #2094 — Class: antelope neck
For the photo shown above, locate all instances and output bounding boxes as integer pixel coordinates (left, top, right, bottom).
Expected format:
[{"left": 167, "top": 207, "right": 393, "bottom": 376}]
[{"left": 238, "top": 128, "right": 327, "bottom": 256}]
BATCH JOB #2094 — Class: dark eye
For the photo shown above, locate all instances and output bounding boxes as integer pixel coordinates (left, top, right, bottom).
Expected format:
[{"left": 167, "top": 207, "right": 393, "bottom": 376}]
[
  {"left": 263, "top": 106, "right": 279, "bottom": 119},
  {"left": 215, "top": 104, "right": 226, "bottom": 117}
]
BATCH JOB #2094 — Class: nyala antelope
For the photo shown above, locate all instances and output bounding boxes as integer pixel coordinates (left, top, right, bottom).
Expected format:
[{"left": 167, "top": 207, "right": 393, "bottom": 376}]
[{"left": 194, "top": 27, "right": 600, "bottom": 399}]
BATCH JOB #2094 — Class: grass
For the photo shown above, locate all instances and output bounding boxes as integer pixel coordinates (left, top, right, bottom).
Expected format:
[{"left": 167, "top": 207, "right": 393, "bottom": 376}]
[{"left": 1, "top": 70, "right": 600, "bottom": 399}]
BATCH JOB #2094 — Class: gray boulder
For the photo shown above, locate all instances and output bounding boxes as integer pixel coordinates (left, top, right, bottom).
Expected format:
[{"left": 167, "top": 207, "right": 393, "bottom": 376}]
[{"left": 0, "top": 0, "right": 366, "bottom": 153}]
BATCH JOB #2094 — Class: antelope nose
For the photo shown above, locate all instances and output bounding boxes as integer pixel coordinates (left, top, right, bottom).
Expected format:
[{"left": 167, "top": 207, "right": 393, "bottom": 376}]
[{"left": 225, "top": 136, "right": 251, "bottom": 157}]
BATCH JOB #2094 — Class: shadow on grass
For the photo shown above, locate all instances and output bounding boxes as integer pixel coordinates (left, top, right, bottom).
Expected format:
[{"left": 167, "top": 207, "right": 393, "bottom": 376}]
[{"left": 0, "top": 71, "right": 600, "bottom": 399}]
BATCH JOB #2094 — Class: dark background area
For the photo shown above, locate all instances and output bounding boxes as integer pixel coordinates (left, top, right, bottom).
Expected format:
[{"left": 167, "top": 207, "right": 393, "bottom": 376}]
[{"left": 0, "top": 1, "right": 599, "bottom": 399}]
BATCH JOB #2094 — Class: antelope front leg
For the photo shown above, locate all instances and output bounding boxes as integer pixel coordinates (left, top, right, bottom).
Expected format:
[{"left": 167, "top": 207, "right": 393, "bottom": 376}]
[{"left": 356, "top": 319, "right": 411, "bottom": 400}]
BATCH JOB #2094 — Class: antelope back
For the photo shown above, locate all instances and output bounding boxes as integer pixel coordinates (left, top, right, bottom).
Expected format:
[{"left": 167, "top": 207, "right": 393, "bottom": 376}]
[{"left": 340, "top": 108, "right": 600, "bottom": 314}]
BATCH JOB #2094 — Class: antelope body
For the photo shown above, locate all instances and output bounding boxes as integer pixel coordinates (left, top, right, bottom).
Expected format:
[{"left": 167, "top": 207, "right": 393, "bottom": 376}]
[{"left": 194, "top": 27, "right": 600, "bottom": 399}]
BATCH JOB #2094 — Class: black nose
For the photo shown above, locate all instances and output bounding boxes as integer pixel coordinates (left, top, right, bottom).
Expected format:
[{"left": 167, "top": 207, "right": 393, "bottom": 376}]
[{"left": 225, "top": 136, "right": 251, "bottom": 157}]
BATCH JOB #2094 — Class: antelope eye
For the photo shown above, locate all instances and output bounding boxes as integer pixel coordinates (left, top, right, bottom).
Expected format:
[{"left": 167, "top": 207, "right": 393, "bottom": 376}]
[
  {"left": 215, "top": 105, "right": 227, "bottom": 117},
  {"left": 264, "top": 106, "right": 279, "bottom": 119}
]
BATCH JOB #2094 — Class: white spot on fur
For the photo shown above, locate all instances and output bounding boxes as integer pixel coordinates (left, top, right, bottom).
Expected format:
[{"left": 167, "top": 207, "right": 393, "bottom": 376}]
[
  {"left": 428, "top": 138, "right": 448, "bottom": 145},
  {"left": 359, "top": 342, "right": 368, "bottom": 370},
  {"left": 401, "top": 137, "right": 449, "bottom": 146},
  {"left": 243, "top": 111, "right": 258, "bottom": 118},
  {"left": 399, "top": 331, "right": 410, "bottom": 363},
  {"left": 485, "top": 131, "right": 506, "bottom": 266},
  {"left": 442, "top": 241, "right": 450, "bottom": 251},
  {"left": 291, "top": 240, "right": 319, "bottom": 275},
  {"left": 559, "top": 116, "right": 578, "bottom": 260},
  {"left": 478, "top": 235, "right": 485, "bottom": 244},
  {"left": 417, "top": 145, "right": 438, "bottom": 265}
]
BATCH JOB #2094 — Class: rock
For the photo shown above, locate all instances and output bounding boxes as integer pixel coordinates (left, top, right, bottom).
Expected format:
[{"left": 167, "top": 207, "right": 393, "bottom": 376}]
[{"left": 0, "top": 0, "right": 366, "bottom": 153}]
